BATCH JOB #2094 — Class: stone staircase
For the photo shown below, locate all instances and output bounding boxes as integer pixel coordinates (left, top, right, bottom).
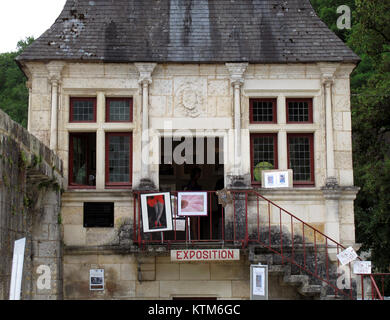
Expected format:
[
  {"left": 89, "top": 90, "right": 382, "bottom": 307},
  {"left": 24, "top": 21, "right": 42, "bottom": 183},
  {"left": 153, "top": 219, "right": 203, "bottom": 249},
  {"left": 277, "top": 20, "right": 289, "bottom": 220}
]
[{"left": 249, "top": 245, "right": 357, "bottom": 300}]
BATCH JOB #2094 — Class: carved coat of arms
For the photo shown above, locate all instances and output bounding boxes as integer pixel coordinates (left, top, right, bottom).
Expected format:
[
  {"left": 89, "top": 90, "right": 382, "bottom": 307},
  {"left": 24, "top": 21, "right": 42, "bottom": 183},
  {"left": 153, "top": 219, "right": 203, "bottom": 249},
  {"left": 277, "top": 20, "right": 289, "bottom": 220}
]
[{"left": 176, "top": 82, "right": 203, "bottom": 118}]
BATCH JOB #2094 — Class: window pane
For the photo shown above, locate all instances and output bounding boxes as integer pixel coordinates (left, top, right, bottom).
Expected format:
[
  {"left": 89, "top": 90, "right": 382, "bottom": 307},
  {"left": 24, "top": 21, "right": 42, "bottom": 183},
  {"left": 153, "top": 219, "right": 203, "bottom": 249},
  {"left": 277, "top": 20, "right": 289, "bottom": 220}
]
[
  {"left": 252, "top": 100, "right": 274, "bottom": 122},
  {"left": 71, "top": 133, "right": 96, "bottom": 186},
  {"left": 288, "top": 101, "right": 309, "bottom": 122},
  {"left": 252, "top": 135, "right": 275, "bottom": 181},
  {"left": 289, "top": 136, "right": 312, "bottom": 182},
  {"left": 109, "top": 100, "right": 130, "bottom": 121},
  {"left": 72, "top": 100, "right": 94, "bottom": 121},
  {"left": 72, "top": 136, "right": 86, "bottom": 185},
  {"left": 108, "top": 135, "right": 130, "bottom": 183}
]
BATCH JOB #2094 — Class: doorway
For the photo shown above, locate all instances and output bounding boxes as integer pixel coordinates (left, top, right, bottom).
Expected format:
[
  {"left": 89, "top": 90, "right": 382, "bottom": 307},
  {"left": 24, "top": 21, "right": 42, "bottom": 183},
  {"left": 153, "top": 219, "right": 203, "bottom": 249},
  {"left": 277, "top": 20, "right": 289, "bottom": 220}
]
[{"left": 159, "top": 137, "right": 224, "bottom": 240}]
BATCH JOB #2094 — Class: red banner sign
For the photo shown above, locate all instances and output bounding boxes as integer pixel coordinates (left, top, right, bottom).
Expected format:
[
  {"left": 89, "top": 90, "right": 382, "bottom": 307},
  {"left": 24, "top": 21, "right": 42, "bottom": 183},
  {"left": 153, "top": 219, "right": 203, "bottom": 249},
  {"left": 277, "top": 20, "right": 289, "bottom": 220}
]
[{"left": 171, "top": 249, "right": 240, "bottom": 261}]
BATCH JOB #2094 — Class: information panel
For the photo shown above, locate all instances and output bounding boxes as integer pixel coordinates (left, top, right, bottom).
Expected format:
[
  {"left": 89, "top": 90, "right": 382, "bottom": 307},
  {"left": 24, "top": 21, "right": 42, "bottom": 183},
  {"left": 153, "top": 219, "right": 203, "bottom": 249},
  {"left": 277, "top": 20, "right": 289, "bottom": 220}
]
[{"left": 250, "top": 264, "right": 268, "bottom": 300}]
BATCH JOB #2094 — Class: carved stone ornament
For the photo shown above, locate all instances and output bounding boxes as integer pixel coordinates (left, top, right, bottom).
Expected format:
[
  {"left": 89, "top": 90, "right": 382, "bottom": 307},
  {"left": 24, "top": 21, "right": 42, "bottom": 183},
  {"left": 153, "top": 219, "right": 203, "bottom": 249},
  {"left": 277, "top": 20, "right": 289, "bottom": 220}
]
[
  {"left": 176, "top": 82, "right": 203, "bottom": 118},
  {"left": 216, "top": 188, "right": 233, "bottom": 208}
]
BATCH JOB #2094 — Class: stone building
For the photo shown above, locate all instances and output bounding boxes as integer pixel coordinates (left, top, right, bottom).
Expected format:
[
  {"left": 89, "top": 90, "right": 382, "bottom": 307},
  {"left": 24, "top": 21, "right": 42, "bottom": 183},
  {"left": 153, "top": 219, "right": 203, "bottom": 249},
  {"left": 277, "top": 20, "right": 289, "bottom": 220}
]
[{"left": 15, "top": 0, "right": 361, "bottom": 299}]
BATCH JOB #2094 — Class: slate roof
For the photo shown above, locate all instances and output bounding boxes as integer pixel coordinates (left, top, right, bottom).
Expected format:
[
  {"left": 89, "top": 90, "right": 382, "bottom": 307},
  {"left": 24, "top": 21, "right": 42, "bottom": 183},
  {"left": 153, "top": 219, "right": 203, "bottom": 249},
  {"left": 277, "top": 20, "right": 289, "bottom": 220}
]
[{"left": 16, "top": 0, "right": 360, "bottom": 64}]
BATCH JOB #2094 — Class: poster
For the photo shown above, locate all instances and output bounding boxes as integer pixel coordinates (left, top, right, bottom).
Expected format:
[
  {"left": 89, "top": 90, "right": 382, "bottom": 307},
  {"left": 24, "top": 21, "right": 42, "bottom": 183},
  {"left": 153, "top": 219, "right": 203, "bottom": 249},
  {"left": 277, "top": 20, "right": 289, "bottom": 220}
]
[
  {"left": 9, "top": 238, "right": 26, "bottom": 300},
  {"left": 178, "top": 192, "right": 208, "bottom": 216},
  {"left": 263, "top": 171, "right": 290, "bottom": 188},
  {"left": 252, "top": 267, "right": 266, "bottom": 296},
  {"left": 353, "top": 261, "right": 372, "bottom": 274},
  {"left": 90, "top": 269, "right": 104, "bottom": 291},
  {"left": 141, "top": 192, "right": 173, "bottom": 233},
  {"left": 337, "top": 246, "right": 358, "bottom": 266}
]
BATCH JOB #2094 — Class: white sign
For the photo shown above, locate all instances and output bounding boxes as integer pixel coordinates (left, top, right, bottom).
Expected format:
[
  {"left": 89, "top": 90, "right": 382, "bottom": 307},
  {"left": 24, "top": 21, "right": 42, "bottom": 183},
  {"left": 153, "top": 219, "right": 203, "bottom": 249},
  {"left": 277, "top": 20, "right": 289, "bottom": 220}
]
[
  {"left": 171, "top": 249, "right": 240, "bottom": 261},
  {"left": 173, "top": 219, "right": 186, "bottom": 232},
  {"left": 263, "top": 171, "right": 290, "bottom": 188},
  {"left": 252, "top": 267, "right": 266, "bottom": 296},
  {"left": 337, "top": 247, "right": 358, "bottom": 266},
  {"left": 90, "top": 269, "right": 104, "bottom": 291},
  {"left": 9, "top": 238, "right": 26, "bottom": 300},
  {"left": 353, "top": 261, "right": 372, "bottom": 274}
]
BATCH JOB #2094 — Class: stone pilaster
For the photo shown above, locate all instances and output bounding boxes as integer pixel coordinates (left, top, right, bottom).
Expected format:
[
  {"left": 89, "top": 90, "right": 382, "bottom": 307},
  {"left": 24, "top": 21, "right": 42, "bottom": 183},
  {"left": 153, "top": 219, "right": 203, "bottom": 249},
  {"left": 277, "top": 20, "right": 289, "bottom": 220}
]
[
  {"left": 226, "top": 63, "right": 248, "bottom": 177},
  {"left": 46, "top": 61, "right": 65, "bottom": 152},
  {"left": 26, "top": 80, "right": 32, "bottom": 132},
  {"left": 318, "top": 63, "right": 339, "bottom": 187},
  {"left": 225, "top": 63, "right": 250, "bottom": 243},
  {"left": 96, "top": 92, "right": 106, "bottom": 190},
  {"left": 134, "top": 63, "right": 157, "bottom": 190}
]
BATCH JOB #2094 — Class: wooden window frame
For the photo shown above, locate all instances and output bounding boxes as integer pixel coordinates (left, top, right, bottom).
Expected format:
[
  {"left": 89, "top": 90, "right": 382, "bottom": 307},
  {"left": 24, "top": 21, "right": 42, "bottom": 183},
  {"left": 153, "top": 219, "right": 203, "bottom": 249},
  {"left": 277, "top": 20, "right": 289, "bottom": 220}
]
[
  {"left": 250, "top": 133, "right": 279, "bottom": 185},
  {"left": 249, "top": 98, "right": 277, "bottom": 124},
  {"left": 68, "top": 132, "right": 96, "bottom": 189},
  {"left": 287, "top": 133, "right": 315, "bottom": 186},
  {"left": 105, "top": 132, "right": 133, "bottom": 188},
  {"left": 105, "top": 97, "right": 133, "bottom": 123},
  {"left": 286, "top": 98, "right": 313, "bottom": 124},
  {"left": 69, "top": 97, "right": 97, "bottom": 123}
]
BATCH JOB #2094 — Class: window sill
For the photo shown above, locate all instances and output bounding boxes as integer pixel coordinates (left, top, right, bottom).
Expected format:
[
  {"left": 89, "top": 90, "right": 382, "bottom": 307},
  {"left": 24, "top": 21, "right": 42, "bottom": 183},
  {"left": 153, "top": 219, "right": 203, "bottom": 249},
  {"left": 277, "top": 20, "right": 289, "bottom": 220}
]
[
  {"left": 105, "top": 185, "right": 132, "bottom": 190},
  {"left": 68, "top": 186, "right": 96, "bottom": 190}
]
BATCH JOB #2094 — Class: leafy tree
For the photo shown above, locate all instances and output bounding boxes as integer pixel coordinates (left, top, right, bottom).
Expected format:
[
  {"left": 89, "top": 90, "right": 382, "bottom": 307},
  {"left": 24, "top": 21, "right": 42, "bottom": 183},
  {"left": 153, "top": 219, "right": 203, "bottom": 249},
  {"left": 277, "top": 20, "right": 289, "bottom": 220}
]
[
  {"left": 0, "top": 37, "right": 34, "bottom": 128},
  {"left": 312, "top": 0, "right": 390, "bottom": 276},
  {"left": 348, "top": 0, "right": 390, "bottom": 273}
]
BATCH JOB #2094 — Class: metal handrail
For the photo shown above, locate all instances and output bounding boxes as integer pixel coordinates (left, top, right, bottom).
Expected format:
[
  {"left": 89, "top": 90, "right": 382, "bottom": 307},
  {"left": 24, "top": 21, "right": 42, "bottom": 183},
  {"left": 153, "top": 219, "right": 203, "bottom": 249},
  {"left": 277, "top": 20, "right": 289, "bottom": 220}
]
[{"left": 132, "top": 189, "right": 384, "bottom": 300}]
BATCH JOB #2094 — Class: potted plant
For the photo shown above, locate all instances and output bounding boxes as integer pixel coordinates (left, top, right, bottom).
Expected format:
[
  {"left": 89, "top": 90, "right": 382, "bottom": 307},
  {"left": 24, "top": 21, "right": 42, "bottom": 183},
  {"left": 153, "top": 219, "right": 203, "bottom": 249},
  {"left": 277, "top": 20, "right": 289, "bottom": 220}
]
[{"left": 253, "top": 161, "right": 274, "bottom": 184}]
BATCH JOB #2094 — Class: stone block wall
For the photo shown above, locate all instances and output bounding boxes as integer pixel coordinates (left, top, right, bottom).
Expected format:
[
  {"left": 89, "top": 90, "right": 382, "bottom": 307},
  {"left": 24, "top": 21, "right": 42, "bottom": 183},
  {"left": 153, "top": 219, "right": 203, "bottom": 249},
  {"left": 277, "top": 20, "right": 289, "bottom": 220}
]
[
  {"left": 63, "top": 251, "right": 302, "bottom": 300},
  {"left": 0, "top": 109, "right": 63, "bottom": 300},
  {"left": 23, "top": 61, "right": 357, "bottom": 190}
]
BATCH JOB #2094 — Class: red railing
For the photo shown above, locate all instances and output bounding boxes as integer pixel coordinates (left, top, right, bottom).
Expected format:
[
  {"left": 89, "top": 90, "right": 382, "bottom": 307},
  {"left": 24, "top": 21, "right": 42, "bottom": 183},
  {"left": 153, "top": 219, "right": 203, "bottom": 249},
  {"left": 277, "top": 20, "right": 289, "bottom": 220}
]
[
  {"left": 358, "top": 273, "right": 390, "bottom": 300},
  {"left": 133, "top": 191, "right": 227, "bottom": 246},
  {"left": 133, "top": 189, "right": 384, "bottom": 300}
]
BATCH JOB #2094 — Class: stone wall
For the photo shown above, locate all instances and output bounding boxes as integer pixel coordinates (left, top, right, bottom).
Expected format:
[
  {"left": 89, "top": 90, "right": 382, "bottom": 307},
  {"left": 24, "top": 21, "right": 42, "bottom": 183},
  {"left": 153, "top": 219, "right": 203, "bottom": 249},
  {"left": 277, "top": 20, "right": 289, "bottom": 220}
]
[
  {"left": 63, "top": 251, "right": 302, "bottom": 300},
  {"left": 0, "top": 109, "right": 63, "bottom": 300}
]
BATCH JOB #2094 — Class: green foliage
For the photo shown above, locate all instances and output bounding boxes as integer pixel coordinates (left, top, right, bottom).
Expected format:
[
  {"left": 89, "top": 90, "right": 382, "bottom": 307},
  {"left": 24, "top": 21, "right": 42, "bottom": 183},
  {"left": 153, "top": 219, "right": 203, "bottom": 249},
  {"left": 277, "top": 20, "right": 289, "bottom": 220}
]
[
  {"left": 312, "top": 0, "right": 390, "bottom": 274},
  {"left": 348, "top": 1, "right": 390, "bottom": 273},
  {"left": 253, "top": 161, "right": 274, "bottom": 182},
  {"left": 0, "top": 37, "right": 34, "bottom": 127},
  {"left": 310, "top": 0, "right": 355, "bottom": 41}
]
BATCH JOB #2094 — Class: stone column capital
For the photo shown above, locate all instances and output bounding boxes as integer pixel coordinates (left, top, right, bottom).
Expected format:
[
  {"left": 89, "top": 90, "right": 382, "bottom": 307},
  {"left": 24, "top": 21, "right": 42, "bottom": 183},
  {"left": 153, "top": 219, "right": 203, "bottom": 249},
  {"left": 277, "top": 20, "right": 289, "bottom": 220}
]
[
  {"left": 322, "top": 77, "right": 334, "bottom": 87},
  {"left": 225, "top": 63, "right": 248, "bottom": 86},
  {"left": 46, "top": 61, "right": 65, "bottom": 83},
  {"left": 134, "top": 62, "right": 157, "bottom": 85},
  {"left": 318, "top": 62, "right": 338, "bottom": 86},
  {"left": 140, "top": 78, "right": 152, "bottom": 87}
]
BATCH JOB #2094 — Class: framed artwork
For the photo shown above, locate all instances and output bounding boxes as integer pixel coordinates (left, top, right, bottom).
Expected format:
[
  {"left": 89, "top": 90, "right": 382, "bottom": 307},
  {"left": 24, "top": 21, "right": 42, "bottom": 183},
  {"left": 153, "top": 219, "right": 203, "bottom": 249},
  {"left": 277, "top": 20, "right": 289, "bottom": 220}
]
[
  {"left": 141, "top": 192, "right": 173, "bottom": 233},
  {"left": 262, "top": 170, "right": 293, "bottom": 188},
  {"left": 178, "top": 192, "right": 208, "bottom": 216}
]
